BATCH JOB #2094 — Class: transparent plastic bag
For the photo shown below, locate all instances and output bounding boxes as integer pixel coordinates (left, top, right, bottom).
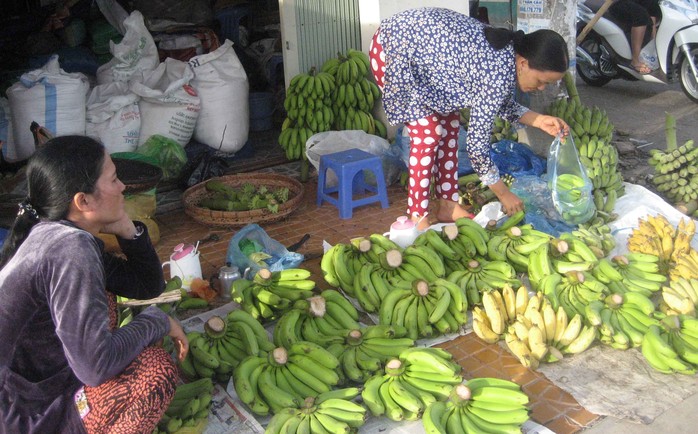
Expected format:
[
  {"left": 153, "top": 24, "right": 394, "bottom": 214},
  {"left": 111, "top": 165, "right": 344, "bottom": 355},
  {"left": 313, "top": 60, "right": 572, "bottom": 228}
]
[
  {"left": 225, "top": 224, "right": 304, "bottom": 275},
  {"left": 136, "top": 134, "right": 187, "bottom": 181},
  {"left": 547, "top": 134, "right": 595, "bottom": 225}
]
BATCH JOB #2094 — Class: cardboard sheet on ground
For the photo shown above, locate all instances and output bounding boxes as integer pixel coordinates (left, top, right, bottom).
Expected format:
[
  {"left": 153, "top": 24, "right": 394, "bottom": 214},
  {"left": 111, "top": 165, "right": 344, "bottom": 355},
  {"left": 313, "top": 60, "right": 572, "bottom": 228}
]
[{"left": 537, "top": 183, "right": 698, "bottom": 425}]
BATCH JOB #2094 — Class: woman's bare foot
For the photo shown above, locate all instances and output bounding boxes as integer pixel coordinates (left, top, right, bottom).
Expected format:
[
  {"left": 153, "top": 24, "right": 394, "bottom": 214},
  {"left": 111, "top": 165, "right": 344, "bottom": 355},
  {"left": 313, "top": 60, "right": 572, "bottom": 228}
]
[
  {"left": 435, "top": 199, "right": 474, "bottom": 223},
  {"left": 410, "top": 214, "right": 432, "bottom": 231}
]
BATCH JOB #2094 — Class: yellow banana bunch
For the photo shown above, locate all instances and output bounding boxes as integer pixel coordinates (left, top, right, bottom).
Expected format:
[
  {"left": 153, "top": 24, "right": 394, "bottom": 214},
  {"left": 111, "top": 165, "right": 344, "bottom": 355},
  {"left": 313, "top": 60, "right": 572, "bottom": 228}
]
[
  {"left": 660, "top": 277, "right": 698, "bottom": 316},
  {"left": 591, "top": 292, "right": 659, "bottom": 349},
  {"left": 672, "top": 249, "right": 698, "bottom": 282},
  {"left": 232, "top": 343, "right": 340, "bottom": 416},
  {"left": 422, "top": 378, "right": 530, "bottom": 434},
  {"left": 264, "top": 388, "right": 367, "bottom": 434},
  {"left": 471, "top": 285, "right": 528, "bottom": 344},
  {"left": 230, "top": 268, "right": 315, "bottom": 322},
  {"left": 504, "top": 293, "right": 597, "bottom": 369},
  {"left": 627, "top": 214, "right": 688, "bottom": 274},
  {"left": 157, "top": 378, "right": 215, "bottom": 433},
  {"left": 361, "top": 348, "right": 463, "bottom": 421}
]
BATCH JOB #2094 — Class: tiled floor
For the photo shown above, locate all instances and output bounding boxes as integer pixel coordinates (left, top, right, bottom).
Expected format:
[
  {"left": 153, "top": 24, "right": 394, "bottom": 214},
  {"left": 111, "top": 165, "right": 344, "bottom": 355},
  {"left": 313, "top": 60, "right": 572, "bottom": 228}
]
[{"left": 152, "top": 156, "right": 602, "bottom": 433}]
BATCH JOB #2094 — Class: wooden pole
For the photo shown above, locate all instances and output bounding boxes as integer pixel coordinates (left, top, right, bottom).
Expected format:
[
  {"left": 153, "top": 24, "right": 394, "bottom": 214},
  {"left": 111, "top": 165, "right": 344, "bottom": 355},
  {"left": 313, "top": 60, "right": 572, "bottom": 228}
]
[{"left": 576, "top": 0, "right": 615, "bottom": 45}]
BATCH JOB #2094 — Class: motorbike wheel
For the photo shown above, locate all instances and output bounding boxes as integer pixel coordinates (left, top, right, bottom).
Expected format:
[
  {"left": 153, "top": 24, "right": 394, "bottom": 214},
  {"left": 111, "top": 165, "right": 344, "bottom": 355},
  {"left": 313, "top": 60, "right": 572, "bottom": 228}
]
[
  {"left": 576, "top": 34, "right": 612, "bottom": 87},
  {"left": 679, "top": 45, "right": 698, "bottom": 103}
]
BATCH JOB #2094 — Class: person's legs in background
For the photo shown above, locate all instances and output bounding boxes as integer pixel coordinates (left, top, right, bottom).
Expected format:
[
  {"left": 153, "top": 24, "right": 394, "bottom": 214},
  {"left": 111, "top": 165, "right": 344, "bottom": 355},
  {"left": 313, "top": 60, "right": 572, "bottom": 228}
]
[{"left": 609, "top": 0, "right": 654, "bottom": 73}]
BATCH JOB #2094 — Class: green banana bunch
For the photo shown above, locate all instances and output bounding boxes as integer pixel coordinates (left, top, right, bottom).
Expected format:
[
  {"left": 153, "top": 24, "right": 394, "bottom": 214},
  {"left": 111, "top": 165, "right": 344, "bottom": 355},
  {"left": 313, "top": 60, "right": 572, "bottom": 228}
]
[
  {"left": 548, "top": 233, "right": 601, "bottom": 274},
  {"left": 231, "top": 268, "right": 315, "bottom": 322},
  {"left": 232, "top": 342, "right": 340, "bottom": 416},
  {"left": 158, "top": 378, "right": 215, "bottom": 433},
  {"left": 460, "top": 108, "right": 519, "bottom": 144},
  {"left": 641, "top": 321, "right": 696, "bottom": 375},
  {"left": 445, "top": 257, "right": 520, "bottom": 307},
  {"left": 485, "top": 212, "right": 552, "bottom": 273},
  {"left": 609, "top": 253, "right": 667, "bottom": 297},
  {"left": 375, "top": 245, "right": 446, "bottom": 287},
  {"left": 539, "top": 270, "right": 609, "bottom": 320},
  {"left": 412, "top": 225, "right": 475, "bottom": 274},
  {"left": 361, "top": 348, "right": 463, "bottom": 421},
  {"left": 665, "top": 315, "right": 698, "bottom": 368},
  {"left": 591, "top": 292, "right": 659, "bottom": 349},
  {"left": 471, "top": 285, "right": 530, "bottom": 344},
  {"left": 377, "top": 278, "right": 468, "bottom": 339},
  {"left": 571, "top": 222, "right": 616, "bottom": 258},
  {"left": 319, "top": 241, "right": 365, "bottom": 296},
  {"left": 264, "top": 388, "right": 367, "bottom": 434},
  {"left": 272, "top": 290, "right": 360, "bottom": 349},
  {"left": 280, "top": 68, "right": 337, "bottom": 161},
  {"left": 326, "top": 325, "right": 414, "bottom": 384},
  {"left": 422, "top": 378, "right": 530, "bottom": 434}
]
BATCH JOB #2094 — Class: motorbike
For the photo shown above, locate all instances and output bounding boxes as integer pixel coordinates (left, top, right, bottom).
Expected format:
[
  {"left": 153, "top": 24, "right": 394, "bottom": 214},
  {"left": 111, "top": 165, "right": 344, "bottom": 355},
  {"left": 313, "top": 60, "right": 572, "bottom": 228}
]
[{"left": 576, "top": 0, "right": 698, "bottom": 103}]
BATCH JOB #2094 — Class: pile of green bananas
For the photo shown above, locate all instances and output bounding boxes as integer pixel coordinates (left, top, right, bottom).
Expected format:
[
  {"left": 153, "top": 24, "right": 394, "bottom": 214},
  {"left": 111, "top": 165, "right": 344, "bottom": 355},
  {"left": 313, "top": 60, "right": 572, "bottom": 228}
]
[
  {"left": 361, "top": 348, "right": 463, "bottom": 421},
  {"left": 547, "top": 74, "right": 623, "bottom": 220},
  {"left": 446, "top": 257, "right": 520, "bottom": 307},
  {"left": 661, "top": 277, "right": 698, "bottom": 316},
  {"left": 264, "top": 388, "right": 367, "bottom": 434},
  {"left": 272, "top": 290, "right": 360, "bottom": 348},
  {"left": 279, "top": 67, "right": 336, "bottom": 160},
  {"left": 325, "top": 325, "right": 415, "bottom": 384},
  {"left": 586, "top": 292, "right": 658, "bottom": 349},
  {"left": 486, "top": 212, "right": 552, "bottom": 273},
  {"left": 459, "top": 108, "right": 519, "bottom": 144},
  {"left": 377, "top": 278, "right": 468, "bottom": 339},
  {"left": 155, "top": 378, "right": 215, "bottom": 434},
  {"left": 232, "top": 342, "right": 340, "bottom": 416},
  {"left": 471, "top": 284, "right": 529, "bottom": 344},
  {"left": 231, "top": 268, "right": 316, "bottom": 321},
  {"left": 321, "top": 49, "right": 387, "bottom": 137},
  {"left": 422, "top": 378, "right": 530, "bottom": 433},
  {"left": 505, "top": 295, "right": 597, "bottom": 369},
  {"left": 641, "top": 315, "right": 698, "bottom": 375},
  {"left": 179, "top": 312, "right": 274, "bottom": 382},
  {"left": 352, "top": 262, "right": 396, "bottom": 313}
]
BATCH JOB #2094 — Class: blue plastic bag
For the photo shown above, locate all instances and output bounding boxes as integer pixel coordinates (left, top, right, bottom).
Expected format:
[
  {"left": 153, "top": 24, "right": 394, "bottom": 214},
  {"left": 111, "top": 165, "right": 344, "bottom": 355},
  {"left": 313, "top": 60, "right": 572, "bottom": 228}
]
[{"left": 226, "top": 224, "right": 304, "bottom": 275}]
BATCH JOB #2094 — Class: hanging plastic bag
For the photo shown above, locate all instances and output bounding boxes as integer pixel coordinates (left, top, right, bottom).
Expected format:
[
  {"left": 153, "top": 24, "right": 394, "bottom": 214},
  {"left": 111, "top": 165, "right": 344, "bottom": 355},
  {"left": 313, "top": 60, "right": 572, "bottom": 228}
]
[{"left": 547, "top": 133, "right": 595, "bottom": 225}]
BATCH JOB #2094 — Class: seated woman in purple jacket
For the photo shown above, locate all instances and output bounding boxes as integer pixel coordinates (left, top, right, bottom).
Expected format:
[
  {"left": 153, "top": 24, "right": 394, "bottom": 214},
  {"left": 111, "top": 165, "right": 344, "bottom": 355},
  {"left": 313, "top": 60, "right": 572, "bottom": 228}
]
[{"left": 0, "top": 136, "right": 188, "bottom": 433}]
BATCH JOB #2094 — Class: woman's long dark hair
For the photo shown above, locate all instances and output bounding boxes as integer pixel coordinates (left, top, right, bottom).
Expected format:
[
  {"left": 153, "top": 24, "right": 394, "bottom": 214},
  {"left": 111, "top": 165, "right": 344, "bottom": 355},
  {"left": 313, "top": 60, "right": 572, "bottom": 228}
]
[
  {"left": 484, "top": 27, "right": 569, "bottom": 73},
  {"left": 0, "top": 136, "right": 105, "bottom": 269}
]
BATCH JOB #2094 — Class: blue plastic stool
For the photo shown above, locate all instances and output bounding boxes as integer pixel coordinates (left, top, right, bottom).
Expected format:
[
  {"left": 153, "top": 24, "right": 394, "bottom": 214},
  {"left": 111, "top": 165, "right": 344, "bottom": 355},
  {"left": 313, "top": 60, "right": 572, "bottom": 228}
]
[{"left": 317, "top": 149, "right": 390, "bottom": 219}]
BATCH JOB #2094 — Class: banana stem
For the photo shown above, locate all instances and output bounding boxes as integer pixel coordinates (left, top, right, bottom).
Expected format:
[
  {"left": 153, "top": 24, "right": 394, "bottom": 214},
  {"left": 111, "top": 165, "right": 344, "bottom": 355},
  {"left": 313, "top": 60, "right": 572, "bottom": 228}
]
[
  {"left": 563, "top": 71, "right": 581, "bottom": 105},
  {"left": 665, "top": 112, "right": 677, "bottom": 152}
]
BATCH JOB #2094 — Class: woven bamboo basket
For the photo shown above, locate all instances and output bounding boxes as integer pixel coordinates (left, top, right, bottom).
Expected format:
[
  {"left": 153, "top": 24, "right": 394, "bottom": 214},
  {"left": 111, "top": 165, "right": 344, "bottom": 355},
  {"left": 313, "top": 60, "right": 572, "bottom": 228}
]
[{"left": 182, "top": 173, "right": 304, "bottom": 227}]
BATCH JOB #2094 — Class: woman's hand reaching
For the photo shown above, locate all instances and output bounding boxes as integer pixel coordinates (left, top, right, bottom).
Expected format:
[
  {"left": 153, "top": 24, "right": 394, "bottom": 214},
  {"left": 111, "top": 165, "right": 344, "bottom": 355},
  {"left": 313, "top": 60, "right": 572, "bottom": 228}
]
[
  {"left": 489, "top": 179, "right": 524, "bottom": 216},
  {"left": 168, "top": 316, "right": 189, "bottom": 362},
  {"left": 534, "top": 114, "right": 569, "bottom": 137}
]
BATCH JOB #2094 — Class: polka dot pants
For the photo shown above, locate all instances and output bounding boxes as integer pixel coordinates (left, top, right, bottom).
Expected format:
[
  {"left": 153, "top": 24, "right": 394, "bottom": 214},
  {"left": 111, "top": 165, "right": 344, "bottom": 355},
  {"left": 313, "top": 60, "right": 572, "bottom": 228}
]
[{"left": 369, "top": 29, "right": 461, "bottom": 218}]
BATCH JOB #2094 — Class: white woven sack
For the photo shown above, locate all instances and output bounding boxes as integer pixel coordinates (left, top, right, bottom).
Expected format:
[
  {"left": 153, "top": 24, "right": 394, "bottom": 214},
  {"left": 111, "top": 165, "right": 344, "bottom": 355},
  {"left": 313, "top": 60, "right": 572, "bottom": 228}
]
[
  {"left": 96, "top": 11, "right": 159, "bottom": 85},
  {"left": 6, "top": 55, "right": 89, "bottom": 162},
  {"left": 86, "top": 81, "right": 141, "bottom": 153},
  {"left": 130, "top": 58, "right": 200, "bottom": 146},
  {"left": 189, "top": 39, "right": 249, "bottom": 153}
]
